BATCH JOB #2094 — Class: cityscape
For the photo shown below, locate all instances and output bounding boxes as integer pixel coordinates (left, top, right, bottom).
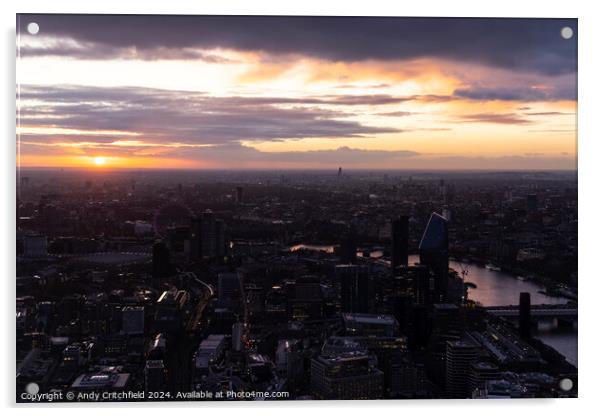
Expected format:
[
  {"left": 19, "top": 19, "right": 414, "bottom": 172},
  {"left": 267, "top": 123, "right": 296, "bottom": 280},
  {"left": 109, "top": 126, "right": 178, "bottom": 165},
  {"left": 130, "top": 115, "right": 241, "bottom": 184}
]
[
  {"left": 16, "top": 169, "right": 577, "bottom": 401},
  {"left": 16, "top": 15, "right": 577, "bottom": 401}
]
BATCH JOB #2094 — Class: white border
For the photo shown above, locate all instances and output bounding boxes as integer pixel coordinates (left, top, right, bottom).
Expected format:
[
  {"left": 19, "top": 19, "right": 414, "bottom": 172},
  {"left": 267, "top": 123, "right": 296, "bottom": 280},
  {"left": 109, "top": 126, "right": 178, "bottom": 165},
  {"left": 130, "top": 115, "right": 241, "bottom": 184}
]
[{"left": 2, "top": 1, "right": 600, "bottom": 415}]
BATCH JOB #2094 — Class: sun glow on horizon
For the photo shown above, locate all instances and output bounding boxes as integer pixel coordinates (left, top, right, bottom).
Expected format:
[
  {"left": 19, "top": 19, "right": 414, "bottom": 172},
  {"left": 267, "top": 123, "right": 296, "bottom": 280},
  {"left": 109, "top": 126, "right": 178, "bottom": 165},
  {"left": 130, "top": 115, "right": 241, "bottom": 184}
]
[{"left": 93, "top": 156, "right": 107, "bottom": 166}]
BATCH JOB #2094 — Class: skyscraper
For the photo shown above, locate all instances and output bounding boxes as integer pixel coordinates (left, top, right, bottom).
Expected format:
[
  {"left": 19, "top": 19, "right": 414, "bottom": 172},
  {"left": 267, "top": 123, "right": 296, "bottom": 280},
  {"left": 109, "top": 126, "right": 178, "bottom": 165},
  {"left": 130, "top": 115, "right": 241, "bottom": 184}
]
[
  {"left": 338, "top": 227, "right": 357, "bottom": 264},
  {"left": 519, "top": 292, "right": 531, "bottom": 339},
  {"left": 336, "top": 264, "right": 372, "bottom": 313},
  {"left": 190, "top": 210, "right": 226, "bottom": 259},
  {"left": 391, "top": 215, "right": 409, "bottom": 269},
  {"left": 419, "top": 213, "right": 449, "bottom": 303},
  {"left": 152, "top": 241, "right": 172, "bottom": 281},
  {"left": 200, "top": 210, "right": 216, "bottom": 258}
]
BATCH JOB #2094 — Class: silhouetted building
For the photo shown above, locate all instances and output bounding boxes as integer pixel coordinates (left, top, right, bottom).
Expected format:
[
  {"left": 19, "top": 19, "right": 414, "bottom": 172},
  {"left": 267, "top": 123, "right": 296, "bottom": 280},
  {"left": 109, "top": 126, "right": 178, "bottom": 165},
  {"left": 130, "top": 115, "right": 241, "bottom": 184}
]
[
  {"left": 232, "top": 322, "right": 245, "bottom": 352},
  {"left": 336, "top": 265, "right": 372, "bottom": 313},
  {"left": 292, "top": 275, "right": 324, "bottom": 319},
  {"left": 311, "top": 353, "right": 384, "bottom": 400},
  {"left": 144, "top": 360, "right": 165, "bottom": 392},
  {"left": 152, "top": 241, "right": 172, "bottom": 280},
  {"left": 391, "top": 215, "right": 409, "bottom": 269},
  {"left": 190, "top": 210, "right": 226, "bottom": 259},
  {"left": 235, "top": 186, "right": 243, "bottom": 204},
  {"left": 218, "top": 272, "right": 241, "bottom": 302},
  {"left": 342, "top": 313, "right": 399, "bottom": 337},
  {"left": 338, "top": 228, "right": 358, "bottom": 264},
  {"left": 419, "top": 213, "right": 449, "bottom": 303},
  {"left": 445, "top": 339, "right": 478, "bottom": 398},
  {"left": 401, "top": 265, "right": 432, "bottom": 305},
  {"left": 122, "top": 306, "right": 145, "bottom": 335},
  {"left": 519, "top": 292, "right": 531, "bottom": 339},
  {"left": 193, "top": 335, "right": 226, "bottom": 377},
  {"left": 468, "top": 361, "right": 500, "bottom": 393},
  {"left": 527, "top": 193, "right": 538, "bottom": 213}
]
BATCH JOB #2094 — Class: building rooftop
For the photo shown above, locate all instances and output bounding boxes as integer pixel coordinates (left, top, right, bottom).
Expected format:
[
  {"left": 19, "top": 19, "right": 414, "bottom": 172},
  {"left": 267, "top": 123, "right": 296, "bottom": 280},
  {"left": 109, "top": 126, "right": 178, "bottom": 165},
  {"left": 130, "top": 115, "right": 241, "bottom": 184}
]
[{"left": 342, "top": 313, "right": 397, "bottom": 326}]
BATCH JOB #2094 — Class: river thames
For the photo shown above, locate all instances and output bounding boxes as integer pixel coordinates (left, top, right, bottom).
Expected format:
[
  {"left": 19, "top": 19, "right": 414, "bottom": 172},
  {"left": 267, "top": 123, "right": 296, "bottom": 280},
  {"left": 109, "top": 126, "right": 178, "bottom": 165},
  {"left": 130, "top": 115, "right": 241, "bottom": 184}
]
[
  {"left": 446, "top": 257, "right": 577, "bottom": 366},
  {"left": 290, "top": 245, "right": 577, "bottom": 366}
]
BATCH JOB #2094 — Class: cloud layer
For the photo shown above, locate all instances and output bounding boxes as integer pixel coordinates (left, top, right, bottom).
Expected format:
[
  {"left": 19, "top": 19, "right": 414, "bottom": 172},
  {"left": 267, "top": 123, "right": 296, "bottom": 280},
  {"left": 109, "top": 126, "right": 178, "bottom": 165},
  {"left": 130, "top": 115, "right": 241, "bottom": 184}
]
[
  {"left": 19, "top": 85, "right": 402, "bottom": 145},
  {"left": 18, "top": 15, "right": 577, "bottom": 75}
]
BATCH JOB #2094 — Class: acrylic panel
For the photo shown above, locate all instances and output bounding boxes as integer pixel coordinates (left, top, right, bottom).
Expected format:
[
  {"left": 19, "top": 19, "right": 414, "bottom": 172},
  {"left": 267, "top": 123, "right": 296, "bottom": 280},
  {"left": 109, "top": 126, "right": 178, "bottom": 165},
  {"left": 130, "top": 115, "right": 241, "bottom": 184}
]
[{"left": 16, "top": 14, "right": 577, "bottom": 402}]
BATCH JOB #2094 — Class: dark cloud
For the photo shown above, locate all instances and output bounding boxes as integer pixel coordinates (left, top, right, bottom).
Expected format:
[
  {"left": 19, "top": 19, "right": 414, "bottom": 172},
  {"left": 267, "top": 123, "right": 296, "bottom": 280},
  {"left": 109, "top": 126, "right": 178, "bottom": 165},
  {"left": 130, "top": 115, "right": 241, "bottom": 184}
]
[
  {"left": 19, "top": 87, "right": 408, "bottom": 107},
  {"left": 523, "top": 111, "right": 573, "bottom": 116},
  {"left": 18, "top": 85, "right": 402, "bottom": 145},
  {"left": 411, "top": 95, "right": 456, "bottom": 103},
  {"left": 17, "top": 15, "right": 576, "bottom": 75},
  {"left": 375, "top": 111, "right": 414, "bottom": 117},
  {"left": 19, "top": 41, "right": 233, "bottom": 62},
  {"left": 453, "top": 86, "right": 575, "bottom": 102},
  {"left": 458, "top": 113, "right": 532, "bottom": 125}
]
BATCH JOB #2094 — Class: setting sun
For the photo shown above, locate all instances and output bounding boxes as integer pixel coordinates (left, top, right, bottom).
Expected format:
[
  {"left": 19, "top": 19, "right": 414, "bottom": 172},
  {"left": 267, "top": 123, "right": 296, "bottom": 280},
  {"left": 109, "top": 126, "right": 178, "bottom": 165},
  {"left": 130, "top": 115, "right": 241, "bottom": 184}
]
[{"left": 93, "top": 156, "right": 107, "bottom": 166}]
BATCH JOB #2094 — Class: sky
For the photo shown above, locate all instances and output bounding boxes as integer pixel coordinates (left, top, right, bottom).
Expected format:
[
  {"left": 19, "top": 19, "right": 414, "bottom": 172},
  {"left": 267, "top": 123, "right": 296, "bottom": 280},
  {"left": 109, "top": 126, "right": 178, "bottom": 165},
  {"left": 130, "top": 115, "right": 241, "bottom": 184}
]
[{"left": 16, "top": 15, "right": 578, "bottom": 170}]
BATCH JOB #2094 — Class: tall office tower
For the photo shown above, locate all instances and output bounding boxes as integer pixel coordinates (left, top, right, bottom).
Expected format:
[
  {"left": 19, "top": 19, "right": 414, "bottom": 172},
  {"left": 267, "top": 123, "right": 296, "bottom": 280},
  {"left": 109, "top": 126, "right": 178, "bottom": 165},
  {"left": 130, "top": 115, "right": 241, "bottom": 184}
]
[
  {"left": 122, "top": 306, "right": 145, "bottom": 335},
  {"left": 519, "top": 292, "right": 531, "bottom": 339},
  {"left": 336, "top": 264, "right": 372, "bottom": 313},
  {"left": 311, "top": 353, "right": 384, "bottom": 400},
  {"left": 419, "top": 212, "right": 449, "bottom": 303},
  {"left": 190, "top": 210, "right": 226, "bottom": 259},
  {"left": 152, "top": 241, "right": 172, "bottom": 280},
  {"left": 391, "top": 215, "right": 409, "bottom": 269},
  {"left": 338, "top": 227, "right": 357, "bottom": 264},
  {"left": 445, "top": 339, "right": 478, "bottom": 398},
  {"left": 189, "top": 216, "right": 201, "bottom": 260},
  {"left": 397, "top": 264, "right": 432, "bottom": 305},
  {"left": 235, "top": 186, "right": 244, "bottom": 204},
  {"left": 292, "top": 276, "right": 324, "bottom": 320},
  {"left": 338, "top": 166, "right": 343, "bottom": 177},
  {"left": 218, "top": 272, "right": 241, "bottom": 302},
  {"left": 200, "top": 210, "right": 216, "bottom": 257},
  {"left": 214, "top": 219, "right": 226, "bottom": 257},
  {"left": 144, "top": 360, "right": 166, "bottom": 392}
]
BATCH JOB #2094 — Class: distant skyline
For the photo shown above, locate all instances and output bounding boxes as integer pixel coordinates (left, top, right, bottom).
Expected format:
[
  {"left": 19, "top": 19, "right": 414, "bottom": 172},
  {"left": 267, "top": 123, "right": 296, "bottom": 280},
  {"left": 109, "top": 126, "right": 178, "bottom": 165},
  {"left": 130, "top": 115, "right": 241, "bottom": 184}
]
[{"left": 17, "top": 15, "right": 577, "bottom": 170}]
